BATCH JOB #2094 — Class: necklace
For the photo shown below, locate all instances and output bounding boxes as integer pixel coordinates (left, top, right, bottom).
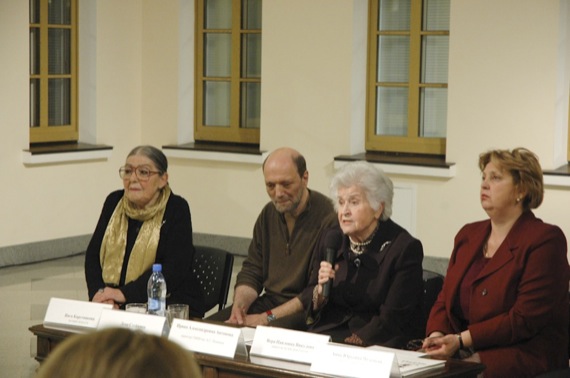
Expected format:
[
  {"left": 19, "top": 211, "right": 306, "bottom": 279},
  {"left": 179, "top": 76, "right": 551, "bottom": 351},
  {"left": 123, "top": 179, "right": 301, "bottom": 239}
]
[
  {"left": 349, "top": 224, "right": 379, "bottom": 255},
  {"left": 349, "top": 238, "right": 372, "bottom": 255}
]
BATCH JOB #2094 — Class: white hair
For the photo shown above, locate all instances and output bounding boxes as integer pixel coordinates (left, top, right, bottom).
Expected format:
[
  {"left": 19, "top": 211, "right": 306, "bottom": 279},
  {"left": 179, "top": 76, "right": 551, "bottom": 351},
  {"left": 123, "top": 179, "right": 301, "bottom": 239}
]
[{"left": 330, "top": 161, "right": 393, "bottom": 221}]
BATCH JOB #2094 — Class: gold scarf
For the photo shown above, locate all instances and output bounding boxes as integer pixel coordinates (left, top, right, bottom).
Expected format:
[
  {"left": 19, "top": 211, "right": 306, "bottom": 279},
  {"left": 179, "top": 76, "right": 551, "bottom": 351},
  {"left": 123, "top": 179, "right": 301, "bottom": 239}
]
[{"left": 100, "top": 185, "right": 171, "bottom": 285}]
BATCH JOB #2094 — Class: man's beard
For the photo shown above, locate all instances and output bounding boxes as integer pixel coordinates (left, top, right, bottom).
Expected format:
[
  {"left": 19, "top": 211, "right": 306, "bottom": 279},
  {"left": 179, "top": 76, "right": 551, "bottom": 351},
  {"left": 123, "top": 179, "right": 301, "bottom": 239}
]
[{"left": 274, "top": 189, "right": 303, "bottom": 214}]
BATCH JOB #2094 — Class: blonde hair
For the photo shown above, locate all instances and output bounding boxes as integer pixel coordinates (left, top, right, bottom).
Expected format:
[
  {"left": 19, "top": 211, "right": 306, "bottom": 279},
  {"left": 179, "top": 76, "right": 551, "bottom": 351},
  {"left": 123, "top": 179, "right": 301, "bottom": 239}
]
[
  {"left": 478, "top": 147, "right": 543, "bottom": 210},
  {"left": 36, "top": 328, "right": 202, "bottom": 378}
]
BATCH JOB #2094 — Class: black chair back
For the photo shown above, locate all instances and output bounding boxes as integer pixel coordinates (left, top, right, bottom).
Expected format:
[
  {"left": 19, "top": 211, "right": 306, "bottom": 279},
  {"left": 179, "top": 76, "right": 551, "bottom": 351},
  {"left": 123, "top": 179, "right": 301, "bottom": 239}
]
[
  {"left": 421, "top": 269, "right": 444, "bottom": 333},
  {"left": 192, "top": 245, "right": 234, "bottom": 314}
]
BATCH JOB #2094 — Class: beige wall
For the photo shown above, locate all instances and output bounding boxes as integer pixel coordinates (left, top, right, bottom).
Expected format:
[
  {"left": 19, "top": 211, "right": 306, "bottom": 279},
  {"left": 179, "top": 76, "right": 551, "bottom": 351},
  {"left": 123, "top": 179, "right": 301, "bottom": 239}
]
[{"left": 1, "top": 0, "right": 569, "bottom": 261}]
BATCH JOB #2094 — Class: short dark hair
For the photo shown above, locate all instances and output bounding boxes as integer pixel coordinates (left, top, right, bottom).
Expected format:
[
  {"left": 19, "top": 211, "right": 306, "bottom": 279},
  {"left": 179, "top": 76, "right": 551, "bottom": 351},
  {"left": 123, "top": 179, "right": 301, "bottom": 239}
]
[
  {"left": 292, "top": 153, "right": 307, "bottom": 178},
  {"left": 128, "top": 145, "right": 168, "bottom": 173}
]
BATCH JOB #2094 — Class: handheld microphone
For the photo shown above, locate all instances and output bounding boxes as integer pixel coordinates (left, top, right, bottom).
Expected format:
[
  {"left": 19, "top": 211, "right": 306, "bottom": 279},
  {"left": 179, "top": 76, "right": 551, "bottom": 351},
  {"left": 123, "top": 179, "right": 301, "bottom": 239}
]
[{"left": 322, "top": 230, "right": 343, "bottom": 298}]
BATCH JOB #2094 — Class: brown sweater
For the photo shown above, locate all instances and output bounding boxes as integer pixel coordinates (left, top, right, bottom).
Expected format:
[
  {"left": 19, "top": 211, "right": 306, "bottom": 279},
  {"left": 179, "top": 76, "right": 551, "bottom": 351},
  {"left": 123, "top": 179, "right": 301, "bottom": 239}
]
[{"left": 236, "top": 189, "right": 337, "bottom": 304}]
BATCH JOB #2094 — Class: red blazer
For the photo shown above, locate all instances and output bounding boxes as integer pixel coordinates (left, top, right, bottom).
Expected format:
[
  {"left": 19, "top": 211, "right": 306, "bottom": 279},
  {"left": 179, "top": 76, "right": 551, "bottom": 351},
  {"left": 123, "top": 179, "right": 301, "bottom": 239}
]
[{"left": 427, "top": 211, "right": 569, "bottom": 378}]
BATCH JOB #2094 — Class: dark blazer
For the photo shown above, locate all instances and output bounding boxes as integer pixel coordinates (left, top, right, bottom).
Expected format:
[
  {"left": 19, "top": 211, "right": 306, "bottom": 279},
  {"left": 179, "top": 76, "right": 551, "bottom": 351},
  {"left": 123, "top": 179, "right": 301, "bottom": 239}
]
[
  {"left": 427, "top": 211, "right": 569, "bottom": 378},
  {"left": 300, "top": 219, "right": 424, "bottom": 348},
  {"left": 84, "top": 190, "right": 205, "bottom": 316}
]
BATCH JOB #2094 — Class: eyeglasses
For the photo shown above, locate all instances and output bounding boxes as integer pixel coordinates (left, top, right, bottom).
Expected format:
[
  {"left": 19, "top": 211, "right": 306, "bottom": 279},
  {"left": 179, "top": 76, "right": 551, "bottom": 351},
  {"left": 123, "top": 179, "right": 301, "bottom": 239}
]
[{"left": 119, "top": 166, "right": 161, "bottom": 181}]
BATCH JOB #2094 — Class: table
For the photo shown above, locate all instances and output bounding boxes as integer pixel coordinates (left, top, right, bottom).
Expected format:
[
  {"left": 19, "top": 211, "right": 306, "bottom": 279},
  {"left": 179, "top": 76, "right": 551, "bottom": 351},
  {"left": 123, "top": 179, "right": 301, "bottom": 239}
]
[{"left": 29, "top": 324, "right": 485, "bottom": 378}]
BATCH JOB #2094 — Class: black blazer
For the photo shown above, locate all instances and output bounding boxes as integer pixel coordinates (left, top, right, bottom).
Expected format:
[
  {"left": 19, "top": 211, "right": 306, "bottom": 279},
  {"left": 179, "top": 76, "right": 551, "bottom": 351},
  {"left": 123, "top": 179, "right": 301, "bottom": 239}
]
[
  {"left": 84, "top": 189, "right": 205, "bottom": 316},
  {"left": 300, "top": 219, "right": 424, "bottom": 347}
]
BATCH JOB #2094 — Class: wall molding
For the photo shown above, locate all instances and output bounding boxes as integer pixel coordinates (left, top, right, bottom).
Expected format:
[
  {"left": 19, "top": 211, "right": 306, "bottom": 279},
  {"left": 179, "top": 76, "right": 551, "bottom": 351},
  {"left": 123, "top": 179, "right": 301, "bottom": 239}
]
[
  {"left": 0, "top": 235, "right": 91, "bottom": 268},
  {"left": 0, "top": 233, "right": 448, "bottom": 276},
  {"left": 0, "top": 233, "right": 251, "bottom": 269}
]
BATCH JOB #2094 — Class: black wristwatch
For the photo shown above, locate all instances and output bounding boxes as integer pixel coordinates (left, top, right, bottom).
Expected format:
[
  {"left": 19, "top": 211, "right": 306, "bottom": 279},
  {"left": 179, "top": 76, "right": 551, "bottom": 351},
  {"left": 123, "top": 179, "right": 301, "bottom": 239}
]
[{"left": 266, "top": 310, "right": 276, "bottom": 323}]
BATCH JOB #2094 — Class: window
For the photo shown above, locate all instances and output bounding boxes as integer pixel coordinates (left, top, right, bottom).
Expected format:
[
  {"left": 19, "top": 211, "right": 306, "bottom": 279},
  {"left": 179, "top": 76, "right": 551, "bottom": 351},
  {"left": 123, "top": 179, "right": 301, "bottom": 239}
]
[
  {"left": 195, "top": 0, "right": 262, "bottom": 144},
  {"left": 29, "top": 0, "right": 78, "bottom": 144},
  {"left": 366, "top": 0, "right": 449, "bottom": 155}
]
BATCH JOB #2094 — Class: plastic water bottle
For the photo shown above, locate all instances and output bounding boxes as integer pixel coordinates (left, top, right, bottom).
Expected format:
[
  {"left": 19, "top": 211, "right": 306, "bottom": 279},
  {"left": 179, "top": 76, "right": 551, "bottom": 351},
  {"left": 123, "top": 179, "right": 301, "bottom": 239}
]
[{"left": 147, "top": 263, "right": 166, "bottom": 316}]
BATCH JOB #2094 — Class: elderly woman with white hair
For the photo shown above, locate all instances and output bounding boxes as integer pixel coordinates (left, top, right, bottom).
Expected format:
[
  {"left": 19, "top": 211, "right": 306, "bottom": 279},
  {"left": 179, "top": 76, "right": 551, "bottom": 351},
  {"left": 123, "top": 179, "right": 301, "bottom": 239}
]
[{"left": 300, "top": 161, "right": 424, "bottom": 348}]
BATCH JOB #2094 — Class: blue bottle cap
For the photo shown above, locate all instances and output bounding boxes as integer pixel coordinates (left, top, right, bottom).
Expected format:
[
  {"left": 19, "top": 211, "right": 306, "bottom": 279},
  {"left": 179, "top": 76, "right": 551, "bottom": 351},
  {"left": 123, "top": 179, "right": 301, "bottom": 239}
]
[{"left": 152, "top": 263, "right": 162, "bottom": 272}]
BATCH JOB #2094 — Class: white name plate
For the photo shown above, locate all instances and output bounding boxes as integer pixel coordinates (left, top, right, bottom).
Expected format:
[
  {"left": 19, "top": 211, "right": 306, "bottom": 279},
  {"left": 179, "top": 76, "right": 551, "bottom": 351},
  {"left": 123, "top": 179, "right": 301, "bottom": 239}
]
[
  {"left": 311, "top": 342, "right": 397, "bottom": 378},
  {"left": 368, "top": 345, "right": 445, "bottom": 377},
  {"left": 250, "top": 326, "right": 331, "bottom": 364},
  {"left": 97, "top": 308, "right": 166, "bottom": 336},
  {"left": 43, "top": 297, "right": 113, "bottom": 332},
  {"left": 168, "top": 320, "right": 245, "bottom": 358}
]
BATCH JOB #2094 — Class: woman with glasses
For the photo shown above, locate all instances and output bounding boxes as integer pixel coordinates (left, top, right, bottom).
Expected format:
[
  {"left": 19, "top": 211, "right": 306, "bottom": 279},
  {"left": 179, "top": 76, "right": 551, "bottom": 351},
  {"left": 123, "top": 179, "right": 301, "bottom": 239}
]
[{"left": 85, "top": 145, "right": 204, "bottom": 317}]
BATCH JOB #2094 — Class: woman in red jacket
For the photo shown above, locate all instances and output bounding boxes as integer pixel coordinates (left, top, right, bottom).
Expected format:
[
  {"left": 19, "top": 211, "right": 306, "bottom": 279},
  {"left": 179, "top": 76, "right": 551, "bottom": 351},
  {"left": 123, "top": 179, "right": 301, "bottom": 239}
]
[{"left": 423, "top": 148, "right": 569, "bottom": 378}]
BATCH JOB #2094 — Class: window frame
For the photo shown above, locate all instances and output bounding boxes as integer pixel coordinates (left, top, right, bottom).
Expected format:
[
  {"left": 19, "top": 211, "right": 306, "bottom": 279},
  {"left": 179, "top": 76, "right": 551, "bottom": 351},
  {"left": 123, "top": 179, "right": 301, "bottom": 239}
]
[
  {"left": 194, "top": 0, "right": 261, "bottom": 144},
  {"left": 29, "top": 0, "right": 79, "bottom": 144},
  {"left": 566, "top": 90, "right": 570, "bottom": 165},
  {"left": 365, "top": 0, "right": 448, "bottom": 155}
]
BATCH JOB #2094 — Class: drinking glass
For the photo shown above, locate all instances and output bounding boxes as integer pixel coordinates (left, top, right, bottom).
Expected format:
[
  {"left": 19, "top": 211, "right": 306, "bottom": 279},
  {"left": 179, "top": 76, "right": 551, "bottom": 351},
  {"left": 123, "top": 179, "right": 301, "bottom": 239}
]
[
  {"left": 125, "top": 303, "right": 147, "bottom": 314},
  {"left": 167, "top": 304, "right": 189, "bottom": 320}
]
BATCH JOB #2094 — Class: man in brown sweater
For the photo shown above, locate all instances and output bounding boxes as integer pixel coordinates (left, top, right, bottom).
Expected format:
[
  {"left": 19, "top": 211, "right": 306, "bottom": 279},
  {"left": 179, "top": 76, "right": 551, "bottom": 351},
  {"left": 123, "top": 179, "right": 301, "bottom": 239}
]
[{"left": 207, "top": 147, "right": 336, "bottom": 329}]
